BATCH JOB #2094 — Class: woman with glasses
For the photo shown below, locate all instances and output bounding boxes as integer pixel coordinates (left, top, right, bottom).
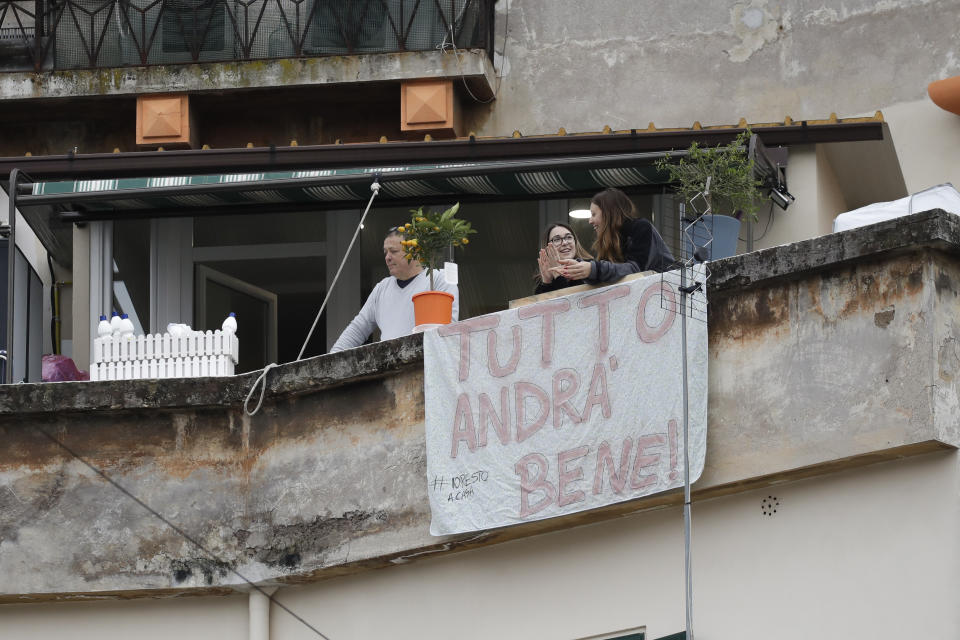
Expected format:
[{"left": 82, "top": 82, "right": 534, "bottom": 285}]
[
  {"left": 534, "top": 222, "right": 594, "bottom": 294},
  {"left": 555, "top": 188, "right": 674, "bottom": 284}
]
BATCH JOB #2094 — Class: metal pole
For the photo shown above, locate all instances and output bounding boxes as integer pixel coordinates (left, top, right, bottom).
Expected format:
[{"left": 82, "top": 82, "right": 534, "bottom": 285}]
[
  {"left": 678, "top": 201, "right": 694, "bottom": 639},
  {"left": 296, "top": 175, "right": 381, "bottom": 361},
  {"left": 102, "top": 221, "right": 113, "bottom": 317},
  {"left": 6, "top": 168, "right": 18, "bottom": 384},
  {"left": 680, "top": 263, "right": 694, "bottom": 640}
]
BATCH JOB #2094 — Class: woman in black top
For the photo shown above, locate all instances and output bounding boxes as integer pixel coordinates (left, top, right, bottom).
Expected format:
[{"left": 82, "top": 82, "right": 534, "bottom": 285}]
[
  {"left": 556, "top": 188, "right": 674, "bottom": 283},
  {"left": 534, "top": 222, "right": 594, "bottom": 294}
]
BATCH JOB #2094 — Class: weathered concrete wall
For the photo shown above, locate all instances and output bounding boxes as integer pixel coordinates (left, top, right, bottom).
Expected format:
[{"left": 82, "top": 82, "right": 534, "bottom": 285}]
[
  {"left": 479, "top": 0, "right": 960, "bottom": 134},
  {"left": 3, "top": 452, "right": 957, "bottom": 640},
  {"left": 1, "top": 210, "right": 959, "bottom": 601}
]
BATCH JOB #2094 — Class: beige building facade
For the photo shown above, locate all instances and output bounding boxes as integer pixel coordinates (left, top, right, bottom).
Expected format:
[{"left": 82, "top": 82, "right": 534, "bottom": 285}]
[{"left": 1, "top": 2, "right": 959, "bottom": 638}]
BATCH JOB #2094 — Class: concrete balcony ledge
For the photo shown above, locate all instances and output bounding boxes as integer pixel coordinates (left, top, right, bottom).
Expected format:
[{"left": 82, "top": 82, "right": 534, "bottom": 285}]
[
  {"left": 0, "top": 50, "right": 497, "bottom": 102},
  {"left": 0, "top": 331, "right": 425, "bottom": 415},
  {"left": 709, "top": 206, "right": 960, "bottom": 293},
  {"left": 0, "top": 209, "right": 958, "bottom": 602}
]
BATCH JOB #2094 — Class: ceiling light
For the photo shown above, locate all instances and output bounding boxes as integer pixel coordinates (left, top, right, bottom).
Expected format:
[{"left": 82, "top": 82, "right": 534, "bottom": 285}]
[{"left": 569, "top": 209, "right": 591, "bottom": 219}]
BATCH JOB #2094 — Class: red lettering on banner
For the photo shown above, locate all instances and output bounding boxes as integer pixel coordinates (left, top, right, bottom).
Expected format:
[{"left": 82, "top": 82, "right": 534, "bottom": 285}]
[
  {"left": 510, "top": 423, "right": 676, "bottom": 519},
  {"left": 450, "top": 393, "right": 477, "bottom": 459},
  {"left": 438, "top": 315, "right": 500, "bottom": 381},
  {"left": 592, "top": 437, "right": 633, "bottom": 495},
  {"left": 515, "top": 381, "right": 550, "bottom": 443},
  {"left": 517, "top": 299, "right": 571, "bottom": 368},
  {"left": 581, "top": 363, "right": 612, "bottom": 423},
  {"left": 515, "top": 453, "right": 557, "bottom": 517},
  {"left": 579, "top": 285, "right": 630, "bottom": 354},
  {"left": 478, "top": 388, "right": 511, "bottom": 447},
  {"left": 557, "top": 445, "right": 589, "bottom": 507},
  {"left": 636, "top": 281, "right": 677, "bottom": 343},
  {"left": 551, "top": 368, "right": 583, "bottom": 429},
  {"left": 487, "top": 325, "right": 522, "bottom": 377},
  {"left": 630, "top": 434, "right": 665, "bottom": 489}
]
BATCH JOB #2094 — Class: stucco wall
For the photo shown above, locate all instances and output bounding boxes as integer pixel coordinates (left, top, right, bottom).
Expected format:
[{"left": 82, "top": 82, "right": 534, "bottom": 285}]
[
  {"left": 0, "top": 592, "right": 248, "bottom": 639},
  {"left": 884, "top": 98, "right": 960, "bottom": 192},
  {"left": 272, "top": 452, "right": 960, "bottom": 640},
  {"left": 481, "top": 0, "right": 960, "bottom": 134},
  {"left": 2, "top": 452, "right": 956, "bottom": 640}
]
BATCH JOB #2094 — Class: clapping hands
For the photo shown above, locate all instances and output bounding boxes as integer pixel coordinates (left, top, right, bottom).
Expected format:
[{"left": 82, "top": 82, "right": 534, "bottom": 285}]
[
  {"left": 538, "top": 244, "right": 561, "bottom": 283},
  {"left": 553, "top": 258, "right": 591, "bottom": 281}
]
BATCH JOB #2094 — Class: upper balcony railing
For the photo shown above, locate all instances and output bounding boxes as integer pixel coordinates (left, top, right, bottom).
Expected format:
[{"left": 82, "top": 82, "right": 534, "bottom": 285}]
[{"left": 0, "top": 0, "right": 494, "bottom": 73}]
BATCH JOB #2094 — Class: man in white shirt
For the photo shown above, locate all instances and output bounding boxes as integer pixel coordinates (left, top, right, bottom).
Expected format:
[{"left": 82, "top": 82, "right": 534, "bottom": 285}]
[{"left": 329, "top": 228, "right": 459, "bottom": 352}]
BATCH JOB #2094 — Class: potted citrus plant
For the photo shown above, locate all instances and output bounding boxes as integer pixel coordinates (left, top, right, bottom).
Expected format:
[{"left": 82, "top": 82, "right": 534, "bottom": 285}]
[
  {"left": 398, "top": 202, "right": 475, "bottom": 326},
  {"left": 655, "top": 129, "right": 763, "bottom": 260}
]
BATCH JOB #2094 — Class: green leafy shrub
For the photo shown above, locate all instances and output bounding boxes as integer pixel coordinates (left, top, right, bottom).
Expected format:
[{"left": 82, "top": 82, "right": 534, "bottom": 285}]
[
  {"left": 398, "top": 203, "right": 476, "bottom": 289},
  {"left": 655, "top": 130, "right": 763, "bottom": 221}
]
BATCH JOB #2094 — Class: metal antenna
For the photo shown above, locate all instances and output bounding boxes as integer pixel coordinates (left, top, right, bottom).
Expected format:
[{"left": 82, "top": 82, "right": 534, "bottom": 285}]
[
  {"left": 658, "top": 196, "right": 711, "bottom": 640},
  {"left": 679, "top": 254, "right": 695, "bottom": 640}
]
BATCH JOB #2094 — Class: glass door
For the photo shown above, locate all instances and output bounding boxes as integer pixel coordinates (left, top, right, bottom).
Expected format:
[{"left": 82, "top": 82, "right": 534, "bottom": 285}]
[{"left": 195, "top": 264, "right": 277, "bottom": 374}]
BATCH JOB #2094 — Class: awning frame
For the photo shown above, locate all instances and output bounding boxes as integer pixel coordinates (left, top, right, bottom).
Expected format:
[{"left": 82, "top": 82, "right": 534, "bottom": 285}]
[
  {"left": 19, "top": 150, "right": 682, "bottom": 222},
  {"left": 0, "top": 120, "right": 889, "bottom": 383},
  {"left": 0, "top": 121, "right": 884, "bottom": 182}
]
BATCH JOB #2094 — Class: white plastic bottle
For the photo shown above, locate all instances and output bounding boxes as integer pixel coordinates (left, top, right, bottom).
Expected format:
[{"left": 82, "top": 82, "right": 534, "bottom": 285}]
[
  {"left": 97, "top": 315, "right": 111, "bottom": 338},
  {"left": 109, "top": 311, "right": 122, "bottom": 336},
  {"left": 119, "top": 313, "right": 135, "bottom": 338},
  {"left": 222, "top": 312, "right": 237, "bottom": 335}
]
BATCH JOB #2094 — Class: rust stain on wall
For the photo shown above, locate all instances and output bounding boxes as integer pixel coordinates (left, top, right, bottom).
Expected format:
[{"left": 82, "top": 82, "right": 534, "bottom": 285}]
[
  {"left": 828, "top": 257, "right": 924, "bottom": 321},
  {"left": 710, "top": 285, "right": 789, "bottom": 343}
]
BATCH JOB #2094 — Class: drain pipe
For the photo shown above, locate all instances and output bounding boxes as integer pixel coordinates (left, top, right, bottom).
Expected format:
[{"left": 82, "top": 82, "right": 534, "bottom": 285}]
[{"left": 249, "top": 587, "right": 278, "bottom": 640}]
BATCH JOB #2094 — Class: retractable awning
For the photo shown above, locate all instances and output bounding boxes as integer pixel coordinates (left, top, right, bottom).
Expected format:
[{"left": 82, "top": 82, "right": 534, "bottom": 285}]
[
  {"left": 4, "top": 118, "right": 887, "bottom": 266},
  {"left": 24, "top": 151, "right": 673, "bottom": 219},
  {"left": 13, "top": 151, "right": 680, "bottom": 265}
]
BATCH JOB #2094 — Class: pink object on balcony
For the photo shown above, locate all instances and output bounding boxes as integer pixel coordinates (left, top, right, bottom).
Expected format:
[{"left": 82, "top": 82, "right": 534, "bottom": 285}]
[{"left": 42, "top": 355, "right": 89, "bottom": 382}]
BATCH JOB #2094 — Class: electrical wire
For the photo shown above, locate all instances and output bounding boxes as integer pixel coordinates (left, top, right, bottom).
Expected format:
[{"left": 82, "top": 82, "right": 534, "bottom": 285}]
[
  {"left": 38, "top": 427, "right": 332, "bottom": 640},
  {"left": 439, "top": 0, "right": 509, "bottom": 105},
  {"left": 740, "top": 200, "right": 775, "bottom": 244},
  {"left": 752, "top": 200, "right": 776, "bottom": 242}
]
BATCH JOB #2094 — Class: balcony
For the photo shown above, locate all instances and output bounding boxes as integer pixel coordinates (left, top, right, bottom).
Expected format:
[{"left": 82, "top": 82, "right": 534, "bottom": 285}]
[
  {"left": 0, "top": 209, "right": 957, "bottom": 603},
  {"left": 0, "top": 0, "right": 494, "bottom": 73}
]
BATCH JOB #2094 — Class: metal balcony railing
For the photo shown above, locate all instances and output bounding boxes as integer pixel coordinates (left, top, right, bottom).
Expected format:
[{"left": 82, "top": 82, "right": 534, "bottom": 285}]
[{"left": 0, "top": 0, "right": 494, "bottom": 72}]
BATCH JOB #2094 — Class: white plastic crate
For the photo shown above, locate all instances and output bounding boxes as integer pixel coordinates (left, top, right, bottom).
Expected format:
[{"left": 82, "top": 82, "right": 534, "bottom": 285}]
[{"left": 91, "top": 330, "right": 238, "bottom": 381}]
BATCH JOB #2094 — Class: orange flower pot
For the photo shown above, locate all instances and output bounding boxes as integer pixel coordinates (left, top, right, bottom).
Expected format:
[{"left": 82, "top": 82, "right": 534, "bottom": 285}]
[{"left": 412, "top": 291, "right": 455, "bottom": 326}]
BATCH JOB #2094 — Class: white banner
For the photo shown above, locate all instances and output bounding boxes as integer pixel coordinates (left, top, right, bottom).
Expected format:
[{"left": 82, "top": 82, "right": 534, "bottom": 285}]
[{"left": 424, "top": 270, "right": 707, "bottom": 536}]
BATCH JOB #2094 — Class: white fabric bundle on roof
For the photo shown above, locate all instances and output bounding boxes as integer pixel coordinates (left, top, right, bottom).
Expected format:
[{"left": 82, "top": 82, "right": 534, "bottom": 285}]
[{"left": 833, "top": 183, "right": 960, "bottom": 232}]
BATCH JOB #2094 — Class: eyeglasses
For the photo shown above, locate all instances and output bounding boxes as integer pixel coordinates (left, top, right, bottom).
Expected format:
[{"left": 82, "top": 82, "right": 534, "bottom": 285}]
[{"left": 548, "top": 234, "right": 575, "bottom": 247}]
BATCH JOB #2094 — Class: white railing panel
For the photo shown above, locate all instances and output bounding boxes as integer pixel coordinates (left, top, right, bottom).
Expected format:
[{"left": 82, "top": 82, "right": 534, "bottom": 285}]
[{"left": 92, "top": 330, "right": 240, "bottom": 380}]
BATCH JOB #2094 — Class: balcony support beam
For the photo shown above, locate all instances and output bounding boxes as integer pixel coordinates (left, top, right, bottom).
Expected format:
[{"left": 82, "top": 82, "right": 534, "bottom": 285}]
[{"left": 0, "top": 50, "right": 497, "bottom": 104}]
